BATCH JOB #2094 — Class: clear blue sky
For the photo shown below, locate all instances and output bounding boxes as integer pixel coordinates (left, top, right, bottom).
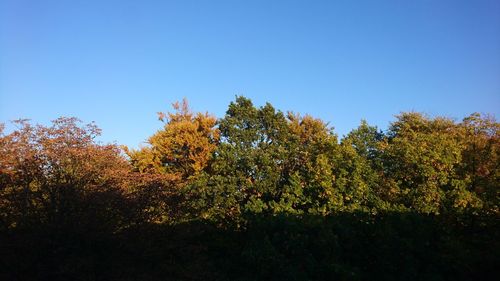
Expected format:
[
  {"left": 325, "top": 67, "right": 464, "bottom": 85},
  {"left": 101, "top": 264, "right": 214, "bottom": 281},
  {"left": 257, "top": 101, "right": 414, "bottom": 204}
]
[{"left": 1, "top": 0, "right": 499, "bottom": 148}]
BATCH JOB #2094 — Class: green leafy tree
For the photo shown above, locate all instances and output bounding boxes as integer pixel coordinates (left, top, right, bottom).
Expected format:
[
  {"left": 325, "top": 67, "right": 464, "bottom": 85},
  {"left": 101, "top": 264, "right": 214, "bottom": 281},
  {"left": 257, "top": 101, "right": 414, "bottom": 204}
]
[
  {"left": 189, "top": 97, "right": 349, "bottom": 220},
  {"left": 188, "top": 97, "right": 291, "bottom": 221},
  {"left": 337, "top": 121, "right": 385, "bottom": 212}
]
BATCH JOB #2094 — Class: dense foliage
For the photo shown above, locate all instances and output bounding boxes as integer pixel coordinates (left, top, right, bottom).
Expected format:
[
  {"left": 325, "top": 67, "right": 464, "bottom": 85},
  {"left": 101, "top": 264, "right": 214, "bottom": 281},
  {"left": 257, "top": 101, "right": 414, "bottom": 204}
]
[{"left": 1, "top": 97, "right": 498, "bottom": 280}]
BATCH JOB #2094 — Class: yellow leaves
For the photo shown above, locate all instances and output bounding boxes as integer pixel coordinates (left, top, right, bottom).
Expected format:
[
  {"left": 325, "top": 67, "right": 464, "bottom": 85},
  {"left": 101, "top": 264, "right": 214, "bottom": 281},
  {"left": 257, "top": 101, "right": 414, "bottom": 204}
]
[
  {"left": 130, "top": 99, "right": 220, "bottom": 182},
  {"left": 287, "top": 112, "right": 334, "bottom": 146}
]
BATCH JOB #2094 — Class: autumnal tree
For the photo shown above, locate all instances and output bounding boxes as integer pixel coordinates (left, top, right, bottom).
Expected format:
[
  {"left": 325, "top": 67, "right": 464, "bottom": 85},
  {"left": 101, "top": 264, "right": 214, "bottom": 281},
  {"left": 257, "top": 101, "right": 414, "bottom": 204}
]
[
  {"left": 381, "top": 113, "right": 465, "bottom": 214},
  {"left": 285, "top": 113, "right": 340, "bottom": 214},
  {"left": 126, "top": 99, "right": 219, "bottom": 183},
  {"left": 0, "top": 118, "right": 132, "bottom": 230},
  {"left": 455, "top": 113, "right": 499, "bottom": 213}
]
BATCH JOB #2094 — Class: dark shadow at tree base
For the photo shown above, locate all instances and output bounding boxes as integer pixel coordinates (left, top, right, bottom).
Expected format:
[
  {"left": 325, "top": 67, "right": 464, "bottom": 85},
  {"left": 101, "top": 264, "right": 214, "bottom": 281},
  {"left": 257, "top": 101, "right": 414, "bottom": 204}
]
[{"left": 1, "top": 212, "right": 498, "bottom": 281}]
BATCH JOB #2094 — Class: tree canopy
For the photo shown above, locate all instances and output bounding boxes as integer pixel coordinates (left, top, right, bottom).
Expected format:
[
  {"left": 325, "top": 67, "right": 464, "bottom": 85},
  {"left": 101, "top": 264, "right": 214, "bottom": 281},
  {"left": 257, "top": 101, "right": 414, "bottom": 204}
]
[{"left": 1, "top": 97, "right": 498, "bottom": 280}]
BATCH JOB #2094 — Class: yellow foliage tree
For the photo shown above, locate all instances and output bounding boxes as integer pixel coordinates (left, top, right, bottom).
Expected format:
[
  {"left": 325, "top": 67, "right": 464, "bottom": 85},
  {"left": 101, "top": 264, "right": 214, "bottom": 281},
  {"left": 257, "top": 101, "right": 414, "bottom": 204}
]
[{"left": 126, "top": 99, "right": 219, "bottom": 182}]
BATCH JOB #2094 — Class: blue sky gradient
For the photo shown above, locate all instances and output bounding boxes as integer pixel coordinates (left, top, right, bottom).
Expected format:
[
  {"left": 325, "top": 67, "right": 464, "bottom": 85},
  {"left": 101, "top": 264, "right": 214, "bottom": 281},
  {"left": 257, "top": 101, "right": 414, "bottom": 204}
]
[{"left": 1, "top": 0, "right": 499, "bottom": 148}]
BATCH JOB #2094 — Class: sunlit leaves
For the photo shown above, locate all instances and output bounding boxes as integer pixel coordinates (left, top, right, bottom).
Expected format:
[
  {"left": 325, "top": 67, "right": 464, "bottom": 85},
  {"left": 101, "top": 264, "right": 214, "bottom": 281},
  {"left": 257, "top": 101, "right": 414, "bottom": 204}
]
[
  {"left": 0, "top": 118, "right": 132, "bottom": 229},
  {"left": 3, "top": 97, "right": 498, "bottom": 229},
  {"left": 126, "top": 98, "right": 219, "bottom": 182}
]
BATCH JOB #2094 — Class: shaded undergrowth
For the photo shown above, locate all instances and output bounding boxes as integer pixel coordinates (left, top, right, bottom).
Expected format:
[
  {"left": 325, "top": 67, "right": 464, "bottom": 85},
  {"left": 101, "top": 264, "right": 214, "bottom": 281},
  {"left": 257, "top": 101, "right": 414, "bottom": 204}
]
[{"left": 1, "top": 212, "right": 498, "bottom": 281}]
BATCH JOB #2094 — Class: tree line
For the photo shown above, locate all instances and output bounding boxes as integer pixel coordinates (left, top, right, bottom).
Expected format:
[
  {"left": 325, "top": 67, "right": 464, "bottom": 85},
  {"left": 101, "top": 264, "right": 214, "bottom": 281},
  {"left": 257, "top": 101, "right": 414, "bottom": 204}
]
[{"left": 1, "top": 96, "right": 498, "bottom": 280}]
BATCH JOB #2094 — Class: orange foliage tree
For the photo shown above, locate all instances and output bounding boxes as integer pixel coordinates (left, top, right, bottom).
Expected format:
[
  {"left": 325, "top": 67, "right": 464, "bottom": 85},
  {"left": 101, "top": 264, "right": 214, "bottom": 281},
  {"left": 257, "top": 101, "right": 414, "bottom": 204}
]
[{"left": 0, "top": 118, "right": 133, "bottom": 229}]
